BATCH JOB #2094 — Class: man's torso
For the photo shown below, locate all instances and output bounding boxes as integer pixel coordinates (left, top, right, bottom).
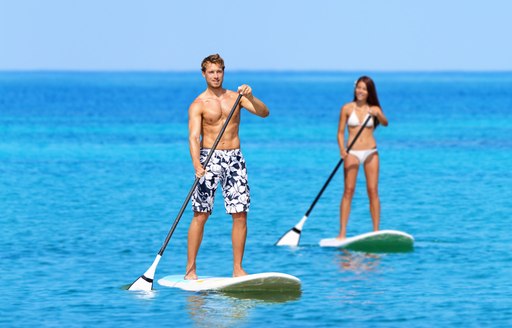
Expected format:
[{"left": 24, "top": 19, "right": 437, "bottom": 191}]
[{"left": 196, "top": 90, "right": 242, "bottom": 149}]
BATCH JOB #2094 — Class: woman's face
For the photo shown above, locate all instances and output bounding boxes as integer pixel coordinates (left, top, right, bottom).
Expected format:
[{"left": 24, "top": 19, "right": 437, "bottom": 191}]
[{"left": 355, "top": 81, "right": 368, "bottom": 102}]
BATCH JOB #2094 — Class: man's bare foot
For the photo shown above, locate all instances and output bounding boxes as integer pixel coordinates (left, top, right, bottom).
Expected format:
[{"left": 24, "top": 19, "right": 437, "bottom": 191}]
[
  {"left": 336, "top": 235, "right": 346, "bottom": 240},
  {"left": 184, "top": 266, "right": 197, "bottom": 280},
  {"left": 233, "top": 268, "right": 248, "bottom": 277}
]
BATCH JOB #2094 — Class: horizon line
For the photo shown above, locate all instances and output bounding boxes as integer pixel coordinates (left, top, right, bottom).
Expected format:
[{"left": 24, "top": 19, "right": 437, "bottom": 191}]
[{"left": 1, "top": 68, "right": 511, "bottom": 74}]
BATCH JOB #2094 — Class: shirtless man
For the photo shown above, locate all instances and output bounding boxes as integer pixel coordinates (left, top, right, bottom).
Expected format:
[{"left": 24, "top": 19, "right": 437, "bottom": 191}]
[{"left": 185, "top": 54, "right": 269, "bottom": 280}]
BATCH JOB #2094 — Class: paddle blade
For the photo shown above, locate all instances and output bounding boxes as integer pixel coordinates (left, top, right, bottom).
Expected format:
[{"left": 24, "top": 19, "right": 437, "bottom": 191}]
[
  {"left": 128, "top": 275, "right": 153, "bottom": 291},
  {"left": 127, "top": 254, "right": 161, "bottom": 291},
  {"left": 275, "top": 215, "right": 308, "bottom": 247},
  {"left": 275, "top": 229, "right": 301, "bottom": 246}
]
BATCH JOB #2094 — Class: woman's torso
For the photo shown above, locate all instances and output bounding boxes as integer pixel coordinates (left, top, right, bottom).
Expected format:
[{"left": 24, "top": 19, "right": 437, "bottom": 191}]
[{"left": 346, "top": 103, "right": 377, "bottom": 150}]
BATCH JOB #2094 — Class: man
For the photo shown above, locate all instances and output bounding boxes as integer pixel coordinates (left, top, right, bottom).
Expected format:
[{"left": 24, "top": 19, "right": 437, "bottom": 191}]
[{"left": 185, "top": 54, "right": 269, "bottom": 280}]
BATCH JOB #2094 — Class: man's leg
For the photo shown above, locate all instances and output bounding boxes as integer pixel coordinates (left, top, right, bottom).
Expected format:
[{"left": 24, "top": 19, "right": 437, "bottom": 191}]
[
  {"left": 231, "top": 212, "right": 248, "bottom": 277},
  {"left": 185, "top": 211, "right": 210, "bottom": 280}
]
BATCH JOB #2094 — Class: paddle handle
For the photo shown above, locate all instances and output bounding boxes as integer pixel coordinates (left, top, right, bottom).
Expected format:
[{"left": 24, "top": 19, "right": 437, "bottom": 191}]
[
  {"left": 157, "top": 93, "right": 243, "bottom": 256},
  {"left": 304, "top": 114, "right": 372, "bottom": 217}
]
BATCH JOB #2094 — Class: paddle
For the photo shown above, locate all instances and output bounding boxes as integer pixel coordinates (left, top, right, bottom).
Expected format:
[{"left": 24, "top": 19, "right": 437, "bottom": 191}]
[
  {"left": 128, "top": 93, "right": 243, "bottom": 291},
  {"left": 275, "top": 114, "right": 373, "bottom": 246}
]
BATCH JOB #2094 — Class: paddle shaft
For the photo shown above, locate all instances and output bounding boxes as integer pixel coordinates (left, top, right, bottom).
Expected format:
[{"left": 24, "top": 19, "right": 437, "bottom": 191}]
[
  {"left": 304, "top": 114, "right": 373, "bottom": 217},
  {"left": 157, "top": 94, "right": 243, "bottom": 256}
]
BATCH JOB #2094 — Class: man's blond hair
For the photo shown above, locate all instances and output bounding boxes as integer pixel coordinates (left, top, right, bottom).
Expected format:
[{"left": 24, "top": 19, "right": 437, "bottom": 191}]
[{"left": 201, "top": 54, "right": 225, "bottom": 72}]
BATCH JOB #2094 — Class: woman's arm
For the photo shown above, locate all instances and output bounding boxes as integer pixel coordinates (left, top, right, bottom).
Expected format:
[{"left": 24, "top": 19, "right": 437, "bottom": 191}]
[{"left": 338, "top": 104, "right": 349, "bottom": 158}]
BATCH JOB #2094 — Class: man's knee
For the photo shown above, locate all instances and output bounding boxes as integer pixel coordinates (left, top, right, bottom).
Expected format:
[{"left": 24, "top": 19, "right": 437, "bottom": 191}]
[
  {"left": 231, "top": 212, "right": 247, "bottom": 222},
  {"left": 193, "top": 212, "right": 210, "bottom": 225}
]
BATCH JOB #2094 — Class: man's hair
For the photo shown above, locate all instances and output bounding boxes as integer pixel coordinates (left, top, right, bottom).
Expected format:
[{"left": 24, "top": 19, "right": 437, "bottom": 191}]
[{"left": 201, "top": 54, "right": 225, "bottom": 72}]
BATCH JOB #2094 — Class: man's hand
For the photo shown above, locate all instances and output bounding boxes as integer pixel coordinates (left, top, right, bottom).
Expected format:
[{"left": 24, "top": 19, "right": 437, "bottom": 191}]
[
  {"left": 237, "top": 84, "right": 253, "bottom": 100},
  {"left": 194, "top": 165, "right": 205, "bottom": 178}
]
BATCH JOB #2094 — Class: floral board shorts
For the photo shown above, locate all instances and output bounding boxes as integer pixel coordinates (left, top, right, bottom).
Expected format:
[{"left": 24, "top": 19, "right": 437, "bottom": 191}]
[{"left": 192, "top": 148, "right": 250, "bottom": 214}]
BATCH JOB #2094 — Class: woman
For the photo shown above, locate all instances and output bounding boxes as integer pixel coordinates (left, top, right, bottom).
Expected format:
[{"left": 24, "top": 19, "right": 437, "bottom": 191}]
[{"left": 337, "top": 76, "right": 388, "bottom": 239}]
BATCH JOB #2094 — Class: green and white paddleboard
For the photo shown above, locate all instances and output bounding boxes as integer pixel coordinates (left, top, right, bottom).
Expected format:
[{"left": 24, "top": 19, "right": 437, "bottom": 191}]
[
  {"left": 158, "top": 272, "right": 301, "bottom": 292},
  {"left": 319, "top": 230, "right": 414, "bottom": 252}
]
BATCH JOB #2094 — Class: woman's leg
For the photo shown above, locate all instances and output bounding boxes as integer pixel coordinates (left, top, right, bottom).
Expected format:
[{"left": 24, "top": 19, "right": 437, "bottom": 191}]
[
  {"left": 364, "top": 153, "right": 380, "bottom": 231},
  {"left": 338, "top": 155, "right": 360, "bottom": 239}
]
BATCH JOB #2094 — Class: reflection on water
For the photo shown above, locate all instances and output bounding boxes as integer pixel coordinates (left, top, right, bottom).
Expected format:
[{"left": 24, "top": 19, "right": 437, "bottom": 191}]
[
  {"left": 121, "top": 284, "right": 158, "bottom": 300},
  {"left": 133, "top": 290, "right": 158, "bottom": 300},
  {"left": 186, "top": 290, "right": 301, "bottom": 327},
  {"left": 221, "top": 289, "right": 302, "bottom": 303},
  {"left": 336, "top": 249, "right": 381, "bottom": 274},
  {"left": 187, "top": 293, "right": 252, "bottom": 328}
]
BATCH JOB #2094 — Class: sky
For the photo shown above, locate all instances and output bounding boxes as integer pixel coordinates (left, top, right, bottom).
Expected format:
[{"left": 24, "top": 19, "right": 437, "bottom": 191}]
[{"left": 1, "top": 0, "right": 511, "bottom": 71}]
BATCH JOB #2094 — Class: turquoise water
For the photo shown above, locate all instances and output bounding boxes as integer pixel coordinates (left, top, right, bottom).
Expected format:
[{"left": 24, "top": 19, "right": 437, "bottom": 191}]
[{"left": 1, "top": 71, "right": 511, "bottom": 327}]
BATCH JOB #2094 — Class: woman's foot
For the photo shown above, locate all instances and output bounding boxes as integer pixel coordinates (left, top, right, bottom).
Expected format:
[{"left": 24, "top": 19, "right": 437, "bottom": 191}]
[
  {"left": 184, "top": 265, "right": 197, "bottom": 280},
  {"left": 233, "top": 267, "right": 248, "bottom": 277}
]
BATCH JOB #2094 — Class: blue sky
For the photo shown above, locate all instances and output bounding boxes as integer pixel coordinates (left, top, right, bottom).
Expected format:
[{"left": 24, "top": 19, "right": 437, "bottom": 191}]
[{"left": 1, "top": 0, "right": 511, "bottom": 71}]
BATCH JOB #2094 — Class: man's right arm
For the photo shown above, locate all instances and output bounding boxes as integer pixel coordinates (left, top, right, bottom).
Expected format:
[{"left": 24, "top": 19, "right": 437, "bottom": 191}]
[{"left": 188, "top": 101, "right": 205, "bottom": 177}]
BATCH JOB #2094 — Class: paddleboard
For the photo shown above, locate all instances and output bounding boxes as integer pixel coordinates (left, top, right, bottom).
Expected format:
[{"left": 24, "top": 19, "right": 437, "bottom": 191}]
[
  {"left": 319, "top": 230, "right": 414, "bottom": 253},
  {"left": 158, "top": 272, "right": 301, "bottom": 292}
]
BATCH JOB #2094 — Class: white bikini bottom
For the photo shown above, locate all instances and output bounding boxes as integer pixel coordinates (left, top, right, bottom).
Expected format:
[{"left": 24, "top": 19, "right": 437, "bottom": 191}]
[{"left": 348, "top": 148, "right": 378, "bottom": 165}]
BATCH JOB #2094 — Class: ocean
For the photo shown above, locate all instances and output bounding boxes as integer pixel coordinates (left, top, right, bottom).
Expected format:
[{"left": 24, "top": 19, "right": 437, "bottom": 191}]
[{"left": 1, "top": 71, "right": 511, "bottom": 327}]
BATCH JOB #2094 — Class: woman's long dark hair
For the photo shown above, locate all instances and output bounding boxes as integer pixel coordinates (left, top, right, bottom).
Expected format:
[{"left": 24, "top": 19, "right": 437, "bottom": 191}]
[{"left": 353, "top": 76, "right": 382, "bottom": 128}]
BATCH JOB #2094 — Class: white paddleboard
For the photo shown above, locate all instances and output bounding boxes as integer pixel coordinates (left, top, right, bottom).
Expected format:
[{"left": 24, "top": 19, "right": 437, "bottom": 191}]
[
  {"left": 158, "top": 272, "right": 301, "bottom": 292},
  {"left": 319, "top": 230, "right": 414, "bottom": 252}
]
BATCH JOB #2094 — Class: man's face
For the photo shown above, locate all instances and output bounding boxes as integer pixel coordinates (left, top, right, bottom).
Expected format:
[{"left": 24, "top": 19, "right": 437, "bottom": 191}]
[{"left": 202, "top": 63, "right": 224, "bottom": 89}]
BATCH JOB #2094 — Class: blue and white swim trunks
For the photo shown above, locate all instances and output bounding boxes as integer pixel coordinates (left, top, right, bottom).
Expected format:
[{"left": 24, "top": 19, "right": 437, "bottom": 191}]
[{"left": 192, "top": 148, "right": 250, "bottom": 214}]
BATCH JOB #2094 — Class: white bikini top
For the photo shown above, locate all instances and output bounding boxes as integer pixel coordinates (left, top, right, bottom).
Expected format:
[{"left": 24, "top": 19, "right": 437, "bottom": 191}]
[{"left": 347, "top": 106, "right": 374, "bottom": 128}]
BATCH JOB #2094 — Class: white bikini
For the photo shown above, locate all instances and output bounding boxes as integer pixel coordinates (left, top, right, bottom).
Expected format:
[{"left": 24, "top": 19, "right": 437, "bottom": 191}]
[{"left": 347, "top": 107, "right": 377, "bottom": 165}]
